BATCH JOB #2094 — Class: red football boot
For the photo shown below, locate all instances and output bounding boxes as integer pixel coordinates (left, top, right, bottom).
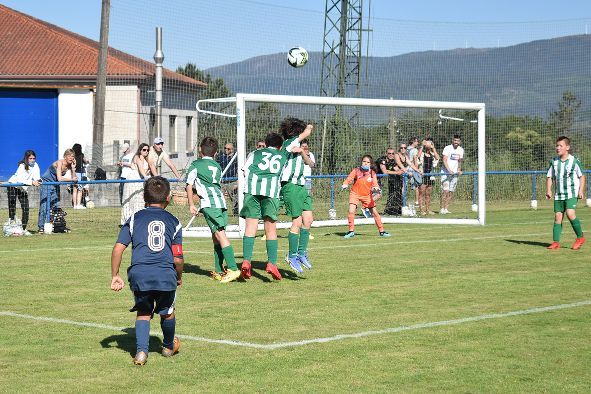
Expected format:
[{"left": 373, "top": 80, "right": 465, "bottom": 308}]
[
  {"left": 241, "top": 260, "right": 252, "bottom": 279},
  {"left": 265, "top": 262, "right": 282, "bottom": 280},
  {"left": 547, "top": 241, "right": 561, "bottom": 250},
  {"left": 572, "top": 237, "right": 586, "bottom": 250}
]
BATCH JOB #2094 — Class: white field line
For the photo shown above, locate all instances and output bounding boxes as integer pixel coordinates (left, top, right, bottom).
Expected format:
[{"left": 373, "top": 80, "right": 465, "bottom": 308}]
[
  {"left": 0, "top": 232, "right": 548, "bottom": 255},
  {"left": 1, "top": 299, "right": 589, "bottom": 350}
]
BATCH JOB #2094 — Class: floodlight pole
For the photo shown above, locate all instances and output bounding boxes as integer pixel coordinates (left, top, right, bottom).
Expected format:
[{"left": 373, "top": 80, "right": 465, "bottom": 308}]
[
  {"left": 92, "top": 0, "right": 110, "bottom": 168},
  {"left": 154, "top": 27, "right": 164, "bottom": 138}
]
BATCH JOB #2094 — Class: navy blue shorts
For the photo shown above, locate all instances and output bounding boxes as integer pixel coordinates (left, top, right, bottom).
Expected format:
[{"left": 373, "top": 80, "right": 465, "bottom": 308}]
[{"left": 130, "top": 290, "right": 176, "bottom": 317}]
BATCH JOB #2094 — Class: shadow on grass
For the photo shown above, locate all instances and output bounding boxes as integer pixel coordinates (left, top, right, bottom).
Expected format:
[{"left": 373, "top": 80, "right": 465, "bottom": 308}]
[
  {"left": 248, "top": 260, "right": 303, "bottom": 282},
  {"left": 100, "top": 327, "right": 163, "bottom": 356},
  {"left": 183, "top": 262, "right": 212, "bottom": 279},
  {"left": 505, "top": 239, "right": 551, "bottom": 248}
]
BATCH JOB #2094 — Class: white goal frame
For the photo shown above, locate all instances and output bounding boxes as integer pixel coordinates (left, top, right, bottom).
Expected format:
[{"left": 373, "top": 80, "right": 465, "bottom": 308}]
[{"left": 185, "top": 93, "right": 486, "bottom": 238}]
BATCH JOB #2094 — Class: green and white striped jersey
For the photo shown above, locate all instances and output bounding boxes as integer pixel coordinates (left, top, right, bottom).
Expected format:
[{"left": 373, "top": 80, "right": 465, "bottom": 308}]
[
  {"left": 185, "top": 157, "right": 227, "bottom": 209},
  {"left": 547, "top": 154, "right": 583, "bottom": 200},
  {"left": 243, "top": 147, "right": 289, "bottom": 198},
  {"left": 280, "top": 137, "right": 306, "bottom": 185}
]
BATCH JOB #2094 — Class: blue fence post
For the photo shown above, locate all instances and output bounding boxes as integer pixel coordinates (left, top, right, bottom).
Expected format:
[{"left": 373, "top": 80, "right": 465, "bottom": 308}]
[
  {"left": 330, "top": 176, "right": 335, "bottom": 210},
  {"left": 473, "top": 174, "right": 477, "bottom": 205},
  {"left": 587, "top": 170, "right": 591, "bottom": 199},
  {"left": 402, "top": 173, "right": 407, "bottom": 207},
  {"left": 531, "top": 174, "right": 537, "bottom": 200}
]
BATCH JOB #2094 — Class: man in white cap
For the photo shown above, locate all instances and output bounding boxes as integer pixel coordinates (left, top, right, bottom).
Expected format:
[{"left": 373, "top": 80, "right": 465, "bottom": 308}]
[
  {"left": 148, "top": 137, "right": 182, "bottom": 180},
  {"left": 117, "top": 142, "right": 134, "bottom": 205}
]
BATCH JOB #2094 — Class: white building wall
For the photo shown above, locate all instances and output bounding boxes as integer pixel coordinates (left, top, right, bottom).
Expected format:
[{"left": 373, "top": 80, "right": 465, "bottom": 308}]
[
  {"left": 58, "top": 89, "right": 93, "bottom": 158},
  {"left": 104, "top": 85, "right": 140, "bottom": 164}
]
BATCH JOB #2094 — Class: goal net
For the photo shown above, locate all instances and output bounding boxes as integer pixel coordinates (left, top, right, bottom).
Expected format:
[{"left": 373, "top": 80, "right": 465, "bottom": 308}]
[{"left": 184, "top": 93, "right": 485, "bottom": 238}]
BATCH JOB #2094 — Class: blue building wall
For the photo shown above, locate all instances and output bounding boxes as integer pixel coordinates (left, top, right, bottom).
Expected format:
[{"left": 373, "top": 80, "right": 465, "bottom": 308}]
[{"left": 0, "top": 89, "right": 58, "bottom": 180}]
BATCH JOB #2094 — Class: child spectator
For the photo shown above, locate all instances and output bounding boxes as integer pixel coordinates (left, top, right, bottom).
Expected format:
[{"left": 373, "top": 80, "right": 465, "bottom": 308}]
[
  {"left": 279, "top": 119, "right": 314, "bottom": 273},
  {"left": 545, "top": 136, "right": 585, "bottom": 250},
  {"left": 185, "top": 137, "right": 241, "bottom": 283},
  {"left": 342, "top": 155, "right": 391, "bottom": 238},
  {"left": 5, "top": 150, "right": 41, "bottom": 235},
  {"left": 110, "top": 176, "right": 184, "bottom": 365}
]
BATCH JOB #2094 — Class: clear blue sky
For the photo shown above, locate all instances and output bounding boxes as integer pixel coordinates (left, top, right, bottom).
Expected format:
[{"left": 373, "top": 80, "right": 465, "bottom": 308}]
[{"left": 3, "top": 0, "right": 591, "bottom": 68}]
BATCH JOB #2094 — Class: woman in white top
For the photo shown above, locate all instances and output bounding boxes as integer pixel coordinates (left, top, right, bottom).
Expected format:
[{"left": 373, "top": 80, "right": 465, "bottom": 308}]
[
  {"left": 6, "top": 150, "right": 41, "bottom": 233},
  {"left": 120, "top": 143, "right": 151, "bottom": 225}
]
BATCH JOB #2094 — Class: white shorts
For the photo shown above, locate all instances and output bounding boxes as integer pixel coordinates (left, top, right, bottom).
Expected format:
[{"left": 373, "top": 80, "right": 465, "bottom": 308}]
[{"left": 441, "top": 173, "right": 459, "bottom": 192}]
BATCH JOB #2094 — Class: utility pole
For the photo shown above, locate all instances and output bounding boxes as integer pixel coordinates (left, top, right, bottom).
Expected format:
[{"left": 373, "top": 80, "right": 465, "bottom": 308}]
[
  {"left": 154, "top": 27, "right": 164, "bottom": 138},
  {"left": 92, "top": 0, "right": 110, "bottom": 168}
]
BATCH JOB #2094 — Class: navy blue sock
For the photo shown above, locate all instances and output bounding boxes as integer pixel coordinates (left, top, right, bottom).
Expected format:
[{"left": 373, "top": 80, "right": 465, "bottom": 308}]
[
  {"left": 135, "top": 319, "right": 150, "bottom": 353},
  {"left": 161, "top": 317, "right": 176, "bottom": 349}
]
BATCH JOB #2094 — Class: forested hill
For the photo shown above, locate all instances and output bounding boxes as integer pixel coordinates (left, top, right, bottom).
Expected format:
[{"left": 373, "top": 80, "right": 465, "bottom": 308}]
[{"left": 206, "top": 34, "right": 591, "bottom": 117}]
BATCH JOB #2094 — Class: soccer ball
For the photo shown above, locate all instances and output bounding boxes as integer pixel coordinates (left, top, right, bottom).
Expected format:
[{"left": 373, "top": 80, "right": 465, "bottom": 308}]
[
  {"left": 287, "top": 47, "right": 308, "bottom": 68},
  {"left": 86, "top": 200, "right": 95, "bottom": 209}
]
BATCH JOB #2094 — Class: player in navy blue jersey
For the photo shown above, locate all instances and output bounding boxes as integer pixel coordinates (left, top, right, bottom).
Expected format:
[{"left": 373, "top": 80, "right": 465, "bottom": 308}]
[{"left": 110, "top": 176, "right": 184, "bottom": 365}]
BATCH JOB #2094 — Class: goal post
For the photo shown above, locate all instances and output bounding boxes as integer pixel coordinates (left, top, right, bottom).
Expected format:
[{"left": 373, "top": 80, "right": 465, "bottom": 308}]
[{"left": 184, "top": 93, "right": 485, "bottom": 238}]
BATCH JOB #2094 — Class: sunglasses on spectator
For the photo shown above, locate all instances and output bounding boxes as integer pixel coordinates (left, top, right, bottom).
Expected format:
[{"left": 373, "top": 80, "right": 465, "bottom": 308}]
[
  {"left": 400, "top": 146, "right": 407, "bottom": 149},
  {"left": 387, "top": 151, "right": 395, "bottom": 155},
  {"left": 257, "top": 145, "right": 265, "bottom": 148},
  {"left": 141, "top": 148, "right": 149, "bottom": 151}
]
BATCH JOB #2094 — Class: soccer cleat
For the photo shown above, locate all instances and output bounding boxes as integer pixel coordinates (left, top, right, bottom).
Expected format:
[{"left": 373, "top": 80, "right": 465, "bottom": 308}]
[
  {"left": 547, "top": 241, "right": 561, "bottom": 250},
  {"left": 572, "top": 237, "right": 586, "bottom": 250},
  {"left": 162, "top": 336, "right": 181, "bottom": 357},
  {"left": 298, "top": 252, "right": 312, "bottom": 270},
  {"left": 210, "top": 271, "right": 224, "bottom": 281},
  {"left": 220, "top": 269, "right": 241, "bottom": 283},
  {"left": 362, "top": 208, "right": 373, "bottom": 218},
  {"left": 379, "top": 231, "right": 391, "bottom": 237},
  {"left": 266, "top": 262, "right": 282, "bottom": 280},
  {"left": 261, "top": 234, "right": 267, "bottom": 241},
  {"left": 133, "top": 351, "right": 148, "bottom": 365},
  {"left": 344, "top": 231, "right": 355, "bottom": 239},
  {"left": 241, "top": 260, "right": 252, "bottom": 279},
  {"left": 309, "top": 234, "right": 315, "bottom": 240},
  {"left": 285, "top": 254, "right": 304, "bottom": 274}
]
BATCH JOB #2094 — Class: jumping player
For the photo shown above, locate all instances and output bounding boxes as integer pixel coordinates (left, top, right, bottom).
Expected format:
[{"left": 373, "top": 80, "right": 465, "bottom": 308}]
[
  {"left": 342, "top": 155, "right": 391, "bottom": 238},
  {"left": 546, "top": 136, "right": 585, "bottom": 250},
  {"left": 110, "top": 176, "right": 184, "bottom": 365},
  {"left": 186, "top": 137, "right": 241, "bottom": 283},
  {"left": 279, "top": 118, "right": 315, "bottom": 274}
]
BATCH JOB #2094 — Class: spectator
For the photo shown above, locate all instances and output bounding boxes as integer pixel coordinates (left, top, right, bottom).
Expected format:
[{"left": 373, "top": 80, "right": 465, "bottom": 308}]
[
  {"left": 117, "top": 143, "right": 134, "bottom": 205},
  {"left": 5, "top": 150, "right": 41, "bottom": 235},
  {"left": 72, "top": 143, "right": 89, "bottom": 209},
  {"left": 121, "top": 143, "right": 151, "bottom": 226},
  {"left": 407, "top": 136, "right": 423, "bottom": 205},
  {"left": 147, "top": 137, "right": 182, "bottom": 180},
  {"left": 440, "top": 135, "right": 464, "bottom": 214},
  {"left": 217, "top": 142, "right": 238, "bottom": 215},
  {"left": 256, "top": 140, "right": 266, "bottom": 149},
  {"left": 38, "top": 149, "right": 76, "bottom": 233},
  {"left": 418, "top": 138, "right": 440, "bottom": 215},
  {"left": 379, "top": 146, "right": 404, "bottom": 215}
]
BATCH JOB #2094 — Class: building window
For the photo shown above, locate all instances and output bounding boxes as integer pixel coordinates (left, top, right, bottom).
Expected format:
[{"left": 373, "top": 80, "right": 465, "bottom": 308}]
[
  {"left": 186, "top": 116, "right": 193, "bottom": 152},
  {"left": 169, "top": 115, "right": 177, "bottom": 152}
]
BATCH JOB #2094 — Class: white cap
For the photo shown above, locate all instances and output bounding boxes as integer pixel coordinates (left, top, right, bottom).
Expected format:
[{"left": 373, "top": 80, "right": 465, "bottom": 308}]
[
  {"left": 121, "top": 142, "right": 130, "bottom": 153},
  {"left": 153, "top": 137, "right": 164, "bottom": 144}
]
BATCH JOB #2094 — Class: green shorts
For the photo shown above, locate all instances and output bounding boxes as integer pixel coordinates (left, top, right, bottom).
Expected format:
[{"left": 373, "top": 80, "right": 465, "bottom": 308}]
[
  {"left": 280, "top": 182, "right": 313, "bottom": 218},
  {"left": 554, "top": 197, "right": 578, "bottom": 213},
  {"left": 201, "top": 207, "right": 228, "bottom": 233},
  {"left": 240, "top": 194, "right": 280, "bottom": 221}
]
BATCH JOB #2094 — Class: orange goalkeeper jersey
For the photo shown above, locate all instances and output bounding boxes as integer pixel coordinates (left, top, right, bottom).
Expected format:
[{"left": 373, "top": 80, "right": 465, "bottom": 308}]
[{"left": 343, "top": 167, "right": 379, "bottom": 196}]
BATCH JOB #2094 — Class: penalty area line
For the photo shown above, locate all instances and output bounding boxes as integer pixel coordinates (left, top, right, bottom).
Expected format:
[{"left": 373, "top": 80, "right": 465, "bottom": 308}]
[{"left": 1, "top": 299, "right": 590, "bottom": 350}]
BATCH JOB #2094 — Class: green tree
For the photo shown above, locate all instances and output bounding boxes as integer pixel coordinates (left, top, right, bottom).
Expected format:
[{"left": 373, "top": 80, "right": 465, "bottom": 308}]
[
  {"left": 549, "top": 91, "right": 581, "bottom": 136},
  {"left": 506, "top": 127, "right": 552, "bottom": 170},
  {"left": 176, "top": 62, "right": 232, "bottom": 100}
]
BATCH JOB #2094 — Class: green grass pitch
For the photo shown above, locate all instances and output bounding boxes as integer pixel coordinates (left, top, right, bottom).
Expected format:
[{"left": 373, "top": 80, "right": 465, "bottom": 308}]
[{"left": 0, "top": 203, "right": 589, "bottom": 392}]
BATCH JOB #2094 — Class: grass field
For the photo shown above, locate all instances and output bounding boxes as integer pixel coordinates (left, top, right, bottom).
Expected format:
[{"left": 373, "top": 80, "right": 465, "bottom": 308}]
[{"left": 0, "top": 202, "right": 590, "bottom": 392}]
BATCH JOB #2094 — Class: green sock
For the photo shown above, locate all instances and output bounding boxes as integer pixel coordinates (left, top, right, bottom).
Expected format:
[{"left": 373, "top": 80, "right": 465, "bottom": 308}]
[
  {"left": 243, "top": 236, "right": 255, "bottom": 262},
  {"left": 214, "top": 244, "right": 224, "bottom": 273},
  {"left": 553, "top": 223, "right": 562, "bottom": 242},
  {"left": 570, "top": 217, "right": 583, "bottom": 238},
  {"left": 221, "top": 245, "right": 238, "bottom": 270},
  {"left": 298, "top": 227, "right": 310, "bottom": 255},
  {"left": 266, "top": 239, "right": 278, "bottom": 264},
  {"left": 288, "top": 231, "right": 299, "bottom": 258}
]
